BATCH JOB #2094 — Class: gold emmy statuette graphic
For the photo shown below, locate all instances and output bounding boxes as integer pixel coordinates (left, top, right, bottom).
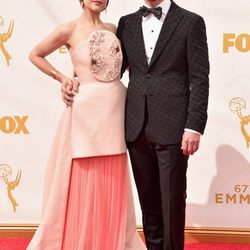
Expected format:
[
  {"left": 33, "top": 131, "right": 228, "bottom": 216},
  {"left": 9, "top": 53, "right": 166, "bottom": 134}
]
[
  {"left": 229, "top": 97, "right": 250, "bottom": 148},
  {"left": 0, "top": 164, "right": 22, "bottom": 212},
  {"left": 0, "top": 16, "right": 14, "bottom": 66}
]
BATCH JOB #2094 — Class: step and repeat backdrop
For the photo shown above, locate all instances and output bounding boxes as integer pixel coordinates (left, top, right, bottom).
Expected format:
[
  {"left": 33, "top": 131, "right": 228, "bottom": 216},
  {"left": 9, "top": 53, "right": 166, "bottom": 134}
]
[{"left": 0, "top": 0, "right": 250, "bottom": 229}]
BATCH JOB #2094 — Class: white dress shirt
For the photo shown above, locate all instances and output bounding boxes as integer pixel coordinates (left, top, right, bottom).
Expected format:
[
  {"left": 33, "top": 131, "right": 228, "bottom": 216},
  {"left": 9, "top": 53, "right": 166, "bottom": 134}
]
[
  {"left": 142, "top": 0, "right": 171, "bottom": 64},
  {"left": 141, "top": 0, "right": 201, "bottom": 135}
]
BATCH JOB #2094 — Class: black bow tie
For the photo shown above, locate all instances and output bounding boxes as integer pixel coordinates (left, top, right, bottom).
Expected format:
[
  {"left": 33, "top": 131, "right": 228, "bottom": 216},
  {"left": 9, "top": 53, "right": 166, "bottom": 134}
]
[{"left": 140, "top": 6, "right": 163, "bottom": 20}]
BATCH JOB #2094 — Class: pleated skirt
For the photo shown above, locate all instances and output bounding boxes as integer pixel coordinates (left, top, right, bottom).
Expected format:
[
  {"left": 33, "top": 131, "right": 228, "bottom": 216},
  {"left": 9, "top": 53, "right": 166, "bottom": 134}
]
[{"left": 62, "top": 153, "right": 128, "bottom": 250}]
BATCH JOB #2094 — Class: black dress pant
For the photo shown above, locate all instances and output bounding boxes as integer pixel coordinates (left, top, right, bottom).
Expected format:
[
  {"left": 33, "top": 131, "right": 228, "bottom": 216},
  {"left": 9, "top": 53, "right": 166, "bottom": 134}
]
[{"left": 127, "top": 103, "right": 188, "bottom": 250}]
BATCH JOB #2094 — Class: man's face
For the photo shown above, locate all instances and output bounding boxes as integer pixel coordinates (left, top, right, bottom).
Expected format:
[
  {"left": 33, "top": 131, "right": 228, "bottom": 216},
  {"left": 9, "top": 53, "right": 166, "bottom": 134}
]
[{"left": 144, "top": 0, "right": 164, "bottom": 7}]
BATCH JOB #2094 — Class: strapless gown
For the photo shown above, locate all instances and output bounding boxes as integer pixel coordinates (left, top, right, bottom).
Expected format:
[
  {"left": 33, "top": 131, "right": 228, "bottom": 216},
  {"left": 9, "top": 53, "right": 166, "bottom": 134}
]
[{"left": 27, "top": 30, "right": 146, "bottom": 250}]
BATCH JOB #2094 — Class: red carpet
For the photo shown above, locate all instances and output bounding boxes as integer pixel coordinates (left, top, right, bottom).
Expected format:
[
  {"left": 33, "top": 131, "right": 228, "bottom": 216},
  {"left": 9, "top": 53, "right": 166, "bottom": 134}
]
[
  {"left": 0, "top": 239, "right": 30, "bottom": 250},
  {"left": 0, "top": 239, "right": 249, "bottom": 250}
]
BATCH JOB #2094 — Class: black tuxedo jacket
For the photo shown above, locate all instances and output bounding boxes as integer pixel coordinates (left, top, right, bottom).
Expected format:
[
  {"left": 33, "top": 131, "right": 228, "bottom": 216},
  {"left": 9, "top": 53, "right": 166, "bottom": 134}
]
[{"left": 117, "top": 1, "right": 209, "bottom": 145}]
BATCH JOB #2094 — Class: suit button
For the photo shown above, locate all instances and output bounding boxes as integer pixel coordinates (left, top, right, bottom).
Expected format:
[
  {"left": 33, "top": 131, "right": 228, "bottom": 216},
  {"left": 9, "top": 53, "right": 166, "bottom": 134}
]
[{"left": 146, "top": 74, "right": 150, "bottom": 78}]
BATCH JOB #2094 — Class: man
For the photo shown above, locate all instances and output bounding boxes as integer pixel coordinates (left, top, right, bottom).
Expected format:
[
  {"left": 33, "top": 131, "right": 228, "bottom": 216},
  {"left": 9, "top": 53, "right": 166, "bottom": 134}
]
[{"left": 117, "top": 0, "right": 209, "bottom": 249}]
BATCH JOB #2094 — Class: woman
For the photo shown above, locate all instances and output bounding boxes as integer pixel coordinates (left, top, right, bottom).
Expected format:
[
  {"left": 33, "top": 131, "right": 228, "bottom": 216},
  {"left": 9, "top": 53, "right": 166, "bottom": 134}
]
[{"left": 27, "top": 0, "right": 146, "bottom": 249}]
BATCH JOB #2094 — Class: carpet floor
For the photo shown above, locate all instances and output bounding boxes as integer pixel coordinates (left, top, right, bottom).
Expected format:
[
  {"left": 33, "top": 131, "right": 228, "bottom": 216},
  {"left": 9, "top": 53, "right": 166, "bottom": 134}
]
[{"left": 0, "top": 239, "right": 249, "bottom": 250}]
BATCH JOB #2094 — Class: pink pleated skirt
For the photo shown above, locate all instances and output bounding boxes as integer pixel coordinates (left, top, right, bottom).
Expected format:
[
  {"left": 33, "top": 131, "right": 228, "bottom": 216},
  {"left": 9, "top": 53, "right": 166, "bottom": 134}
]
[
  {"left": 62, "top": 153, "right": 128, "bottom": 250},
  {"left": 26, "top": 109, "right": 146, "bottom": 250}
]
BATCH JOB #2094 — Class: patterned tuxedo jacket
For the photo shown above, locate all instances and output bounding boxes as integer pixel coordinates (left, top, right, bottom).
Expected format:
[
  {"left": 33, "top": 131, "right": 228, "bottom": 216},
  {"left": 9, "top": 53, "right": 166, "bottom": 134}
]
[{"left": 117, "top": 0, "right": 209, "bottom": 145}]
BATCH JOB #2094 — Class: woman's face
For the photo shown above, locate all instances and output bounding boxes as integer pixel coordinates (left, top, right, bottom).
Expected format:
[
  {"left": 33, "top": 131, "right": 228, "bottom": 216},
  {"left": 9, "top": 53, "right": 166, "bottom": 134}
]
[{"left": 83, "top": 0, "right": 108, "bottom": 12}]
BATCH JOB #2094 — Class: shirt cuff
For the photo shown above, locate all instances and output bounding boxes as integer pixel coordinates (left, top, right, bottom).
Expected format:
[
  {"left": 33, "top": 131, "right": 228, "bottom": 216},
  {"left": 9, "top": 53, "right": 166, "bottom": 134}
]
[{"left": 184, "top": 128, "right": 202, "bottom": 136}]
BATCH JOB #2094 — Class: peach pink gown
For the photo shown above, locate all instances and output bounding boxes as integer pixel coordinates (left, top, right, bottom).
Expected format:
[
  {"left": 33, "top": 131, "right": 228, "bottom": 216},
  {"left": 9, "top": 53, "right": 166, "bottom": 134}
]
[{"left": 27, "top": 30, "right": 146, "bottom": 250}]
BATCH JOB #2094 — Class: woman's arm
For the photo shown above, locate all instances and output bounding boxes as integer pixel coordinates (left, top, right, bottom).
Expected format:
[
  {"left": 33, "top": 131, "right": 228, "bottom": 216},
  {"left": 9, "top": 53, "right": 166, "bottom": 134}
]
[{"left": 29, "top": 22, "right": 77, "bottom": 107}]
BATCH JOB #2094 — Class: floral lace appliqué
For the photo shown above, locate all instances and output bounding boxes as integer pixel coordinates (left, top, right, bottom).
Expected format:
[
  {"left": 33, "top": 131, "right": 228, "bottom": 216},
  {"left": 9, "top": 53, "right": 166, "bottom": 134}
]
[
  {"left": 89, "top": 31, "right": 105, "bottom": 74},
  {"left": 89, "top": 31, "right": 122, "bottom": 82},
  {"left": 104, "top": 42, "right": 122, "bottom": 81}
]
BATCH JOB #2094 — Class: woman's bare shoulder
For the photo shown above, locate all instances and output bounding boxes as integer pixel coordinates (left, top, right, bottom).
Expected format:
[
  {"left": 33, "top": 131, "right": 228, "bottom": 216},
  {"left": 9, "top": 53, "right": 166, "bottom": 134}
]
[
  {"left": 102, "top": 23, "right": 117, "bottom": 34},
  {"left": 53, "top": 19, "right": 79, "bottom": 41}
]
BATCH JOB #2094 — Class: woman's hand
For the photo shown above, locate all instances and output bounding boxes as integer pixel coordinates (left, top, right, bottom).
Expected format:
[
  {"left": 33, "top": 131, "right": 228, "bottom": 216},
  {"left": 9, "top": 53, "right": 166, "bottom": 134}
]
[{"left": 60, "top": 76, "right": 80, "bottom": 107}]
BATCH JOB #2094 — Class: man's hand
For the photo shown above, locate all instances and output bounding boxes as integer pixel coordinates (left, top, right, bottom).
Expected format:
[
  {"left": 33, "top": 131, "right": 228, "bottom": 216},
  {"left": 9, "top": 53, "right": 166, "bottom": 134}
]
[
  {"left": 181, "top": 131, "right": 201, "bottom": 156},
  {"left": 61, "top": 77, "right": 80, "bottom": 107}
]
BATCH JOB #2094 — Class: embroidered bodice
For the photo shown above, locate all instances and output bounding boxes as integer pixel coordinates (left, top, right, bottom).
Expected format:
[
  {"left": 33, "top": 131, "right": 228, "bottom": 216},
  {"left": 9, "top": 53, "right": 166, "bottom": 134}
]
[{"left": 70, "top": 30, "right": 123, "bottom": 84}]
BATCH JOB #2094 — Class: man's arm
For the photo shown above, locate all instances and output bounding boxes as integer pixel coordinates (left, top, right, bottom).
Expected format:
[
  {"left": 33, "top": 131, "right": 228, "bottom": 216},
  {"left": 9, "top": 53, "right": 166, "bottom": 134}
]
[
  {"left": 182, "top": 15, "right": 209, "bottom": 156},
  {"left": 185, "top": 15, "right": 209, "bottom": 134},
  {"left": 116, "top": 17, "right": 129, "bottom": 78}
]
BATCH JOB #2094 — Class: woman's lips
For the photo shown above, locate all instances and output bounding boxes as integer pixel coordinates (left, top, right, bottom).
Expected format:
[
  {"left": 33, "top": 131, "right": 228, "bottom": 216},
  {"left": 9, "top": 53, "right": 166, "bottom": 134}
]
[{"left": 92, "top": 1, "right": 103, "bottom": 5}]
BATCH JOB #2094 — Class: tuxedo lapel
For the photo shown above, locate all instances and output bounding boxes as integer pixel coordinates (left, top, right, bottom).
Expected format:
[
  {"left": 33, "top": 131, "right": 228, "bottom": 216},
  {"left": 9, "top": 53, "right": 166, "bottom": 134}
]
[
  {"left": 148, "top": 2, "right": 183, "bottom": 69},
  {"left": 132, "top": 11, "right": 148, "bottom": 70}
]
